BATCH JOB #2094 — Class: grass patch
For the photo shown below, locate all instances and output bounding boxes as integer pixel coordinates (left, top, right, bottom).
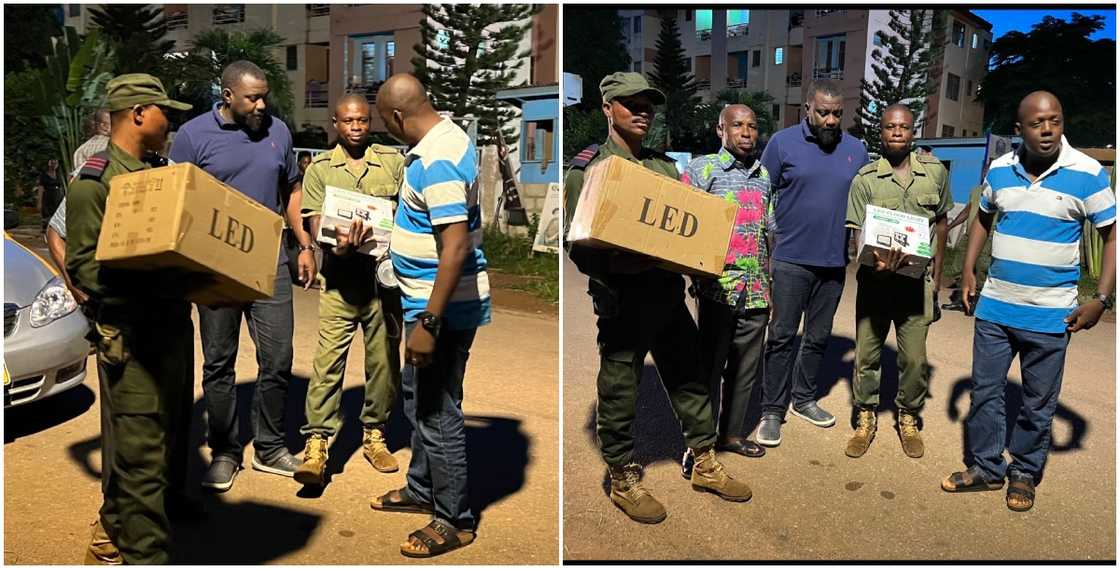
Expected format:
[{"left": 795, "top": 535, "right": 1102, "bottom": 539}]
[{"left": 483, "top": 225, "right": 559, "bottom": 304}]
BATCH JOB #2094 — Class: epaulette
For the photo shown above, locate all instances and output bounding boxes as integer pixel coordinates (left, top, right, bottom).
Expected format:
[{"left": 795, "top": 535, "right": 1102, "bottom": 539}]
[
  {"left": 371, "top": 144, "right": 403, "bottom": 155},
  {"left": 857, "top": 161, "right": 879, "bottom": 176},
  {"left": 77, "top": 151, "right": 111, "bottom": 180},
  {"left": 645, "top": 147, "right": 674, "bottom": 162},
  {"left": 311, "top": 151, "right": 332, "bottom": 163},
  {"left": 916, "top": 153, "right": 943, "bottom": 165},
  {"left": 569, "top": 144, "right": 599, "bottom": 169}
]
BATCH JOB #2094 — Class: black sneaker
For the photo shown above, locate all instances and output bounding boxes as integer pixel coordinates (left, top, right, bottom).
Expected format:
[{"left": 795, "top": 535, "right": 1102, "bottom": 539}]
[
  {"left": 251, "top": 451, "right": 301, "bottom": 478},
  {"left": 680, "top": 448, "right": 695, "bottom": 480},
  {"left": 756, "top": 413, "right": 783, "bottom": 447},
  {"left": 791, "top": 401, "right": 837, "bottom": 427},
  {"left": 201, "top": 456, "right": 241, "bottom": 492}
]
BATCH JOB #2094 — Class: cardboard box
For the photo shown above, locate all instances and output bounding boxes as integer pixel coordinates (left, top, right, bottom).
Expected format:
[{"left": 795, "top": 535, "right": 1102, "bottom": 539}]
[
  {"left": 857, "top": 204, "right": 932, "bottom": 279},
  {"left": 95, "top": 162, "right": 284, "bottom": 304},
  {"left": 567, "top": 155, "right": 735, "bottom": 277},
  {"left": 316, "top": 185, "right": 394, "bottom": 257}
]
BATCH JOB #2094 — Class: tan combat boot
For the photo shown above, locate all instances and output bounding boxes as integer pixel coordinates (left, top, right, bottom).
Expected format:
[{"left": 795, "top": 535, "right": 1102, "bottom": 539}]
[
  {"left": 690, "top": 447, "right": 753, "bottom": 502},
  {"left": 898, "top": 411, "right": 925, "bottom": 458},
  {"left": 608, "top": 463, "right": 667, "bottom": 524},
  {"left": 83, "top": 519, "right": 122, "bottom": 565},
  {"left": 363, "top": 426, "right": 399, "bottom": 473},
  {"left": 845, "top": 408, "right": 877, "bottom": 458},
  {"left": 294, "top": 434, "right": 329, "bottom": 486}
]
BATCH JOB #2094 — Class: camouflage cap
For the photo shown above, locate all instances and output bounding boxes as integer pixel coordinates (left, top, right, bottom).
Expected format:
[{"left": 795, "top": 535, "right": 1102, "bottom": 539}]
[
  {"left": 599, "top": 72, "right": 666, "bottom": 104},
  {"left": 105, "top": 73, "right": 192, "bottom": 112}
]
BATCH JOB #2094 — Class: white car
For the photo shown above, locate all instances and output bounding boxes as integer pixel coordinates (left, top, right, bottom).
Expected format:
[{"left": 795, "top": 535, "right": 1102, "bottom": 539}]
[{"left": 3, "top": 232, "right": 90, "bottom": 407}]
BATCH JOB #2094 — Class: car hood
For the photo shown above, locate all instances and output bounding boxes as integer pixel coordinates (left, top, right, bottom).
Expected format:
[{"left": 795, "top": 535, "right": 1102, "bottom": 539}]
[{"left": 4, "top": 235, "right": 57, "bottom": 308}]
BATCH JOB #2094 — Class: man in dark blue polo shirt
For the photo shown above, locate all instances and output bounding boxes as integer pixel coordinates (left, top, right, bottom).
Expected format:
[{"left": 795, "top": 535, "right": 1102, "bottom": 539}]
[
  {"left": 171, "top": 60, "right": 317, "bottom": 490},
  {"left": 756, "top": 79, "right": 870, "bottom": 447}
]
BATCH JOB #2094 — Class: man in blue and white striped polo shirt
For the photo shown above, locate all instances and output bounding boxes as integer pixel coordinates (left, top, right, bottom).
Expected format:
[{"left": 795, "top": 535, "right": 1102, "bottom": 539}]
[
  {"left": 369, "top": 74, "right": 489, "bottom": 558},
  {"left": 942, "top": 92, "right": 1115, "bottom": 512}
]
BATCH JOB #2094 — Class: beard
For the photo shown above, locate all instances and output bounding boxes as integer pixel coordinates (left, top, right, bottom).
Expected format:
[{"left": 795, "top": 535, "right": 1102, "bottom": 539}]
[
  {"left": 234, "top": 108, "right": 266, "bottom": 132},
  {"left": 809, "top": 123, "right": 841, "bottom": 148}
]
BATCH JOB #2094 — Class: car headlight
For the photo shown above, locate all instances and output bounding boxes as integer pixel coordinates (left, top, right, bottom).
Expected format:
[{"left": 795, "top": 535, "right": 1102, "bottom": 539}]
[{"left": 29, "top": 276, "right": 78, "bottom": 328}]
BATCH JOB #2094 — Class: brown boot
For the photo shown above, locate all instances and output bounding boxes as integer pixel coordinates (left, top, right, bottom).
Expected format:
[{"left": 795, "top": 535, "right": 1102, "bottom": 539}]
[
  {"left": 363, "top": 426, "right": 399, "bottom": 473},
  {"left": 294, "top": 434, "right": 329, "bottom": 486},
  {"left": 83, "top": 519, "right": 122, "bottom": 565},
  {"left": 608, "top": 463, "right": 667, "bottom": 524},
  {"left": 898, "top": 411, "right": 925, "bottom": 458},
  {"left": 845, "top": 408, "right": 877, "bottom": 458},
  {"left": 690, "top": 446, "right": 752, "bottom": 502}
]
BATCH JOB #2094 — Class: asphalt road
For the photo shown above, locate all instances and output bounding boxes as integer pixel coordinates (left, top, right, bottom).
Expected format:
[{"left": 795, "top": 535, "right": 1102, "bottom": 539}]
[
  {"left": 3, "top": 230, "right": 559, "bottom": 565},
  {"left": 562, "top": 257, "right": 1115, "bottom": 562}
]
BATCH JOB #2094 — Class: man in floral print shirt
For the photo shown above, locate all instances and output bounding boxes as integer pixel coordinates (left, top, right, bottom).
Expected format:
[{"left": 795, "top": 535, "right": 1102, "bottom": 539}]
[{"left": 680, "top": 104, "right": 773, "bottom": 472}]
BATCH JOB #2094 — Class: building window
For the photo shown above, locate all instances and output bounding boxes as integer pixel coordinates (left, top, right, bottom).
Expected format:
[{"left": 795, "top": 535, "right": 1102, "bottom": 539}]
[
  {"left": 971, "top": 32, "right": 978, "bottom": 49},
  {"left": 633, "top": 61, "right": 641, "bottom": 73},
  {"left": 774, "top": 47, "right": 784, "bottom": 65},
  {"left": 69, "top": 4, "right": 80, "bottom": 17},
  {"left": 386, "top": 41, "right": 396, "bottom": 77},
  {"left": 952, "top": 21, "right": 966, "bottom": 47},
  {"left": 307, "top": 4, "right": 330, "bottom": 17},
  {"left": 633, "top": 16, "right": 641, "bottom": 34},
  {"left": 966, "top": 79, "right": 973, "bottom": 100},
  {"left": 212, "top": 4, "right": 245, "bottom": 25},
  {"left": 727, "top": 9, "right": 749, "bottom": 37},
  {"left": 814, "top": 34, "right": 846, "bottom": 79},
  {"left": 942, "top": 124, "right": 955, "bottom": 137},
  {"left": 286, "top": 46, "right": 297, "bottom": 71},
  {"left": 696, "top": 9, "right": 712, "bottom": 41},
  {"left": 361, "top": 42, "right": 377, "bottom": 85},
  {"left": 946, "top": 73, "right": 960, "bottom": 102},
  {"left": 523, "top": 119, "right": 554, "bottom": 163},
  {"left": 873, "top": 32, "right": 883, "bottom": 47},
  {"left": 752, "top": 50, "right": 761, "bottom": 68},
  {"left": 772, "top": 104, "right": 781, "bottom": 122}
]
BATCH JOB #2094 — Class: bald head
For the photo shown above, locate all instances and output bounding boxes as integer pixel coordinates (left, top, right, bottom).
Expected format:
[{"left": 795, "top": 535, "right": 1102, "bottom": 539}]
[
  {"left": 719, "top": 104, "right": 754, "bottom": 125},
  {"left": 376, "top": 73, "right": 431, "bottom": 117},
  {"left": 1017, "top": 91, "right": 1063, "bottom": 123},
  {"left": 880, "top": 103, "right": 914, "bottom": 124}
]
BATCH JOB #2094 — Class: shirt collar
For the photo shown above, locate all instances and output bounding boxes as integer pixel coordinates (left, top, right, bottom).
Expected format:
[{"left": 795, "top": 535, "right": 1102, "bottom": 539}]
[
  {"left": 874, "top": 152, "right": 928, "bottom": 178},
  {"left": 716, "top": 147, "right": 760, "bottom": 176},
  {"left": 107, "top": 142, "right": 148, "bottom": 173},
  {"left": 1010, "top": 135, "right": 1075, "bottom": 178},
  {"left": 602, "top": 136, "right": 639, "bottom": 161},
  {"left": 409, "top": 118, "right": 456, "bottom": 158},
  {"left": 211, "top": 102, "right": 239, "bottom": 130},
  {"left": 328, "top": 144, "right": 382, "bottom": 168},
  {"left": 800, "top": 118, "right": 815, "bottom": 141}
]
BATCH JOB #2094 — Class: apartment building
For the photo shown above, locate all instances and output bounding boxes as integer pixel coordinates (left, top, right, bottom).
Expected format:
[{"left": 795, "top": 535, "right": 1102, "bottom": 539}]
[
  {"left": 62, "top": 4, "right": 559, "bottom": 138},
  {"left": 619, "top": 8, "right": 992, "bottom": 139}
]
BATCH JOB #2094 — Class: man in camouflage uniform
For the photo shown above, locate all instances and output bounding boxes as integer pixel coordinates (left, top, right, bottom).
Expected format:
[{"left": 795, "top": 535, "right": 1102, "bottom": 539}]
[
  {"left": 66, "top": 73, "right": 198, "bottom": 564},
  {"left": 294, "top": 94, "right": 405, "bottom": 486},
  {"left": 844, "top": 104, "right": 951, "bottom": 459},
  {"left": 564, "top": 72, "right": 752, "bottom": 525}
]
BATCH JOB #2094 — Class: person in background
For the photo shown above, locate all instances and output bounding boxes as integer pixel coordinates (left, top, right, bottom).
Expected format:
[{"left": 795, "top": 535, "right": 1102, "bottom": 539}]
[{"left": 36, "top": 158, "right": 64, "bottom": 233}]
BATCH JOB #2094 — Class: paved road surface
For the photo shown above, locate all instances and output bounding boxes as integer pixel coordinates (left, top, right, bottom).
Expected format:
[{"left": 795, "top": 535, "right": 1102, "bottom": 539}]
[
  {"left": 4, "top": 230, "right": 559, "bottom": 565},
  {"left": 562, "top": 258, "right": 1115, "bottom": 561}
]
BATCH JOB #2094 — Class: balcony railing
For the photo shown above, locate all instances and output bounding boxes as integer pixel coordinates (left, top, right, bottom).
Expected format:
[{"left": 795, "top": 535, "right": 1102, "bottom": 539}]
[
  {"left": 212, "top": 5, "right": 245, "bottom": 25},
  {"left": 307, "top": 4, "right": 330, "bottom": 17},
  {"left": 165, "top": 11, "right": 188, "bottom": 31},
  {"left": 727, "top": 23, "right": 748, "bottom": 38},
  {"left": 814, "top": 9, "right": 845, "bottom": 18},
  {"left": 786, "top": 72, "right": 802, "bottom": 87},
  {"left": 306, "top": 81, "right": 328, "bottom": 108},
  {"left": 697, "top": 29, "right": 711, "bottom": 42},
  {"left": 346, "top": 81, "right": 383, "bottom": 105},
  {"left": 727, "top": 78, "right": 747, "bottom": 89},
  {"left": 812, "top": 68, "right": 843, "bottom": 80}
]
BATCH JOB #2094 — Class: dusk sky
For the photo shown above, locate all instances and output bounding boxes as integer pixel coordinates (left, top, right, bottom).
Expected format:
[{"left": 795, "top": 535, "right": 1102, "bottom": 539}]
[{"left": 972, "top": 9, "right": 1116, "bottom": 41}]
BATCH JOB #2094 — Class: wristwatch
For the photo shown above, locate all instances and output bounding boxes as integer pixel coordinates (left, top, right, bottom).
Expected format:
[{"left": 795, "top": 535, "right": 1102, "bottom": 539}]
[
  {"left": 1094, "top": 293, "right": 1114, "bottom": 311},
  {"left": 298, "top": 244, "right": 317, "bottom": 253},
  {"left": 417, "top": 311, "right": 441, "bottom": 338}
]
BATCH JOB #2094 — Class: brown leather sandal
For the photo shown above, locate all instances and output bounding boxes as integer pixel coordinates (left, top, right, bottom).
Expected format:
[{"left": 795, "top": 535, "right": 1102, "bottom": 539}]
[
  {"left": 941, "top": 466, "right": 1004, "bottom": 492},
  {"left": 1006, "top": 475, "right": 1035, "bottom": 512},
  {"left": 400, "top": 520, "right": 475, "bottom": 558}
]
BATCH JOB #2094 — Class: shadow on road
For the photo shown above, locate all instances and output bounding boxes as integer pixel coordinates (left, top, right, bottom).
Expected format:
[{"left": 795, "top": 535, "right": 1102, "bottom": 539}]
[
  {"left": 946, "top": 376, "right": 1089, "bottom": 482},
  {"left": 5, "top": 384, "right": 96, "bottom": 443},
  {"left": 170, "top": 500, "right": 321, "bottom": 564}
]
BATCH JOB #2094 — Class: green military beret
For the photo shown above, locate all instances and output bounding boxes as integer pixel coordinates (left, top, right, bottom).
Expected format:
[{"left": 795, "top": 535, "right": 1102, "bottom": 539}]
[
  {"left": 599, "top": 72, "right": 666, "bottom": 104},
  {"left": 105, "top": 73, "right": 192, "bottom": 112}
]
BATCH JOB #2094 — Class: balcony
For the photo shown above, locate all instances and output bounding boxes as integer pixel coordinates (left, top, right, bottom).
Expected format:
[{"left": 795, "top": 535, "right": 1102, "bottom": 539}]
[
  {"left": 305, "top": 81, "right": 328, "bottom": 108},
  {"left": 812, "top": 68, "right": 843, "bottom": 80},
  {"left": 727, "top": 23, "right": 748, "bottom": 39},
  {"left": 697, "top": 29, "right": 711, "bottom": 42},
  {"left": 346, "top": 80, "right": 383, "bottom": 105},
  {"left": 212, "top": 5, "right": 244, "bottom": 25},
  {"left": 815, "top": 9, "right": 845, "bottom": 18},
  {"left": 789, "top": 11, "right": 804, "bottom": 29},
  {"left": 165, "top": 11, "right": 188, "bottom": 31},
  {"left": 307, "top": 4, "right": 330, "bottom": 17},
  {"left": 786, "top": 72, "right": 802, "bottom": 87},
  {"left": 727, "top": 78, "right": 747, "bottom": 89}
]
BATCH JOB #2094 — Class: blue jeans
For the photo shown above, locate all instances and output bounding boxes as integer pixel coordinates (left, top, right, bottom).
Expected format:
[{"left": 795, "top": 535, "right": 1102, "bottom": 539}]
[
  {"left": 402, "top": 322, "right": 477, "bottom": 531},
  {"left": 762, "top": 259, "right": 846, "bottom": 417},
  {"left": 199, "top": 268, "right": 295, "bottom": 461},
  {"left": 966, "top": 319, "right": 1069, "bottom": 481}
]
